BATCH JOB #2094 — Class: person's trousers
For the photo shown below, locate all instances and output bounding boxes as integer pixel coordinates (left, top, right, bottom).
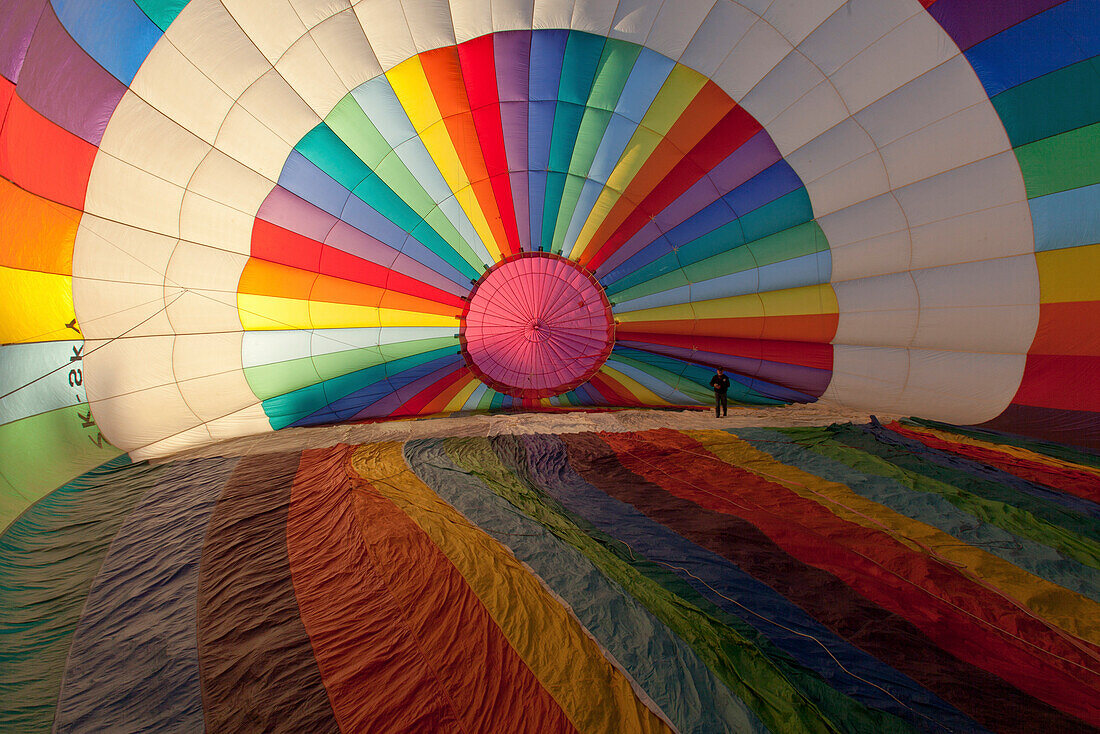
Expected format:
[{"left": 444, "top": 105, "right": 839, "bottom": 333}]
[{"left": 714, "top": 392, "right": 727, "bottom": 417}]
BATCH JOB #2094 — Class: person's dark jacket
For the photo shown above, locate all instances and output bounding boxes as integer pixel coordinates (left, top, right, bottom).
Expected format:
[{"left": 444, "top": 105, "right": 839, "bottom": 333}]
[{"left": 709, "top": 373, "right": 730, "bottom": 394}]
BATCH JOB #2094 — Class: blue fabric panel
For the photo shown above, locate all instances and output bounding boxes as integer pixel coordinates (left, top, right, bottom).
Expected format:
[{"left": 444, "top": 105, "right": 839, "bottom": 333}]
[
  {"left": 1031, "top": 182, "right": 1100, "bottom": 251},
  {"left": 51, "top": 0, "right": 162, "bottom": 84},
  {"left": 277, "top": 151, "right": 352, "bottom": 220},
  {"left": 965, "top": 0, "right": 1100, "bottom": 96},
  {"left": 53, "top": 457, "right": 239, "bottom": 732}
]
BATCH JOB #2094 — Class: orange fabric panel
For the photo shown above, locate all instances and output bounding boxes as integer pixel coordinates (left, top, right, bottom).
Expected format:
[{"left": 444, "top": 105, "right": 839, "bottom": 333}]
[
  {"left": 1029, "top": 300, "right": 1100, "bottom": 356},
  {"left": 0, "top": 176, "right": 79, "bottom": 275}
]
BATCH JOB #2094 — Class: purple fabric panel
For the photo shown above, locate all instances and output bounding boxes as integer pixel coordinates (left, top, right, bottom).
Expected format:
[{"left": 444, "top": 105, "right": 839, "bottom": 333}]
[
  {"left": 496, "top": 31, "right": 530, "bottom": 249},
  {"left": 617, "top": 340, "right": 832, "bottom": 398},
  {"left": 15, "top": 3, "right": 125, "bottom": 144},
  {"left": 0, "top": 0, "right": 47, "bottom": 82},
  {"left": 257, "top": 186, "right": 339, "bottom": 242},
  {"left": 926, "top": 0, "right": 1067, "bottom": 51},
  {"left": 494, "top": 31, "right": 531, "bottom": 102},
  {"left": 596, "top": 131, "right": 781, "bottom": 277},
  {"left": 325, "top": 221, "right": 468, "bottom": 296}
]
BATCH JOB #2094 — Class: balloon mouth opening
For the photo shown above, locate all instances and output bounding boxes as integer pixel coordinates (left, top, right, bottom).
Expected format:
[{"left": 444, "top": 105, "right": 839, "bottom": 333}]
[{"left": 459, "top": 252, "right": 615, "bottom": 399}]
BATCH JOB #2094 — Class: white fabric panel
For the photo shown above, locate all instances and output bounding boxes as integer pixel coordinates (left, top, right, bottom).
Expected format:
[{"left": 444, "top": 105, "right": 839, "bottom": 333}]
[
  {"left": 181, "top": 150, "right": 276, "bottom": 254},
  {"left": 709, "top": 20, "right": 791, "bottom": 100},
  {"left": 762, "top": 75, "right": 849, "bottom": 155},
  {"left": 84, "top": 335, "right": 178, "bottom": 400},
  {"left": 762, "top": 0, "right": 846, "bottom": 48},
  {"left": 532, "top": 0, "right": 575, "bottom": 29},
  {"left": 832, "top": 272, "right": 918, "bottom": 348},
  {"left": 203, "top": 403, "right": 273, "bottom": 442},
  {"left": 449, "top": 0, "right": 493, "bottom": 43},
  {"left": 608, "top": 0, "right": 661, "bottom": 44},
  {"left": 896, "top": 350, "right": 1025, "bottom": 424},
  {"left": 212, "top": 104, "right": 292, "bottom": 182},
  {"left": 276, "top": 33, "right": 352, "bottom": 118},
  {"left": 909, "top": 202, "right": 1033, "bottom": 271},
  {"left": 910, "top": 256, "right": 1040, "bottom": 352},
  {"left": 164, "top": 242, "right": 249, "bottom": 333},
  {"left": 166, "top": 0, "right": 272, "bottom": 100},
  {"left": 570, "top": 0, "right": 616, "bottom": 35},
  {"left": 129, "top": 37, "right": 235, "bottom": 144},
  {"left": 786, "top": 119, "right": 886, "bottom": 218},
  {"left": 126, "top": 422, "right": 214, "bottom": 460},
  {"left": 492, "top": 0, "right": 535, "bottom": 31},
  {"left": 174, "top": 338, "right": 258, "bottom": 422},
  {"left": 827, "top": 11, "right": 954, "bottom": 114},
  {"left": 680, "top": 1, "right": 755, "bottom": 78},
  {"left": 233, "top": 69, "right": 321, "bottom": 147},
  {"left": 645, "top": 0, "right": 715, "bottom": 62},
  {"left": 289, "top": 0, "right": 352, "bottom": 28},
  {"left": 73, "top": 280, "right": 177, "bottom": 341},
  {"left": 97, "top": 93, "right": 210, "bottom": 187},
  {"left": 797, "top": 0, "right": 914, "bottom": 76},
  {"left": 354, "top": 0, "right": 419, "bottom": 70},
  {"left": 83, "top": 153, "right": 186, "bottom": 237},
  {"left": 822, "top": 344, "right": 909, "bottom": 409},
  {"left": 222, "top": 0, "right": 309, "bottom": 63},
  {"left": 311, "top": 10, "right": 382, "bottom": 91},
  {"left": 402, "top": 0, "right": 457, "bottom": 51},
  {"left": 90, "top": 383, "right": 208, "bottom": 455},
  {"left": 893, "top": 151, "right": 1028, "bottom": 228},
  {"left": 739, "top": 50, "right": 825, "bottom": 131},
  {"left": 73, "top": 215, "right": 178, "bottom": 286}
]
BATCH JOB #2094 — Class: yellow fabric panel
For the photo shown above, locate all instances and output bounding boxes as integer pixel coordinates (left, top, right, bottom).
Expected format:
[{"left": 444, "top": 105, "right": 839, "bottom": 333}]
[
  {"left": 387, "top": 59, "right": 503, "bottom": 262},
  {"left": 688, "top": 429, "right": 1100, "bottom": 645},
  {"left": 904, "top": 424, "right": 1100, "bottom": 478},
  {"left": 1037, "top": 244, "right": 1100, "bottom": 303},
  {"left": 600, "top": 365, "right": 675, "bottom": 406},
  {"left": 616, "top": 284, "right": 838, "bottom": 323},
  {"left": 0, "top": 178, "right": 78, "bottom": 275},
  {"left": 238, "top": 294, "right": 460, "bottom": 330},
  {"left": 0, "top": 266, "right": 76, "bottom": 343},
  {"left": 443, "top": 376, "right": 481, "bottom": 412},
  {"left": 642, "top": 65, "right": 708, "bottom": 136},
  {"left": 349, "top": 443, "right": 673, "bottom": 734}
]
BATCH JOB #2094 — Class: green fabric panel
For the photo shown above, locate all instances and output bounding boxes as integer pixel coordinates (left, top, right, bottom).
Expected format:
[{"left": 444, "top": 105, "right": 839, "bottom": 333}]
[
  {"left": 133, "top": 0, "right": 187, "bottom": 30},
  {"left": 476, "top": 388, "right": 496, "bottom": 411},
  {"left": 441, "top": 437, "right": 907, "bottom": 734},
  {"left": 0, "top": 455, "right": 150, "bottom": 732},
  {"left": 0, "top": 405, "right": 122, "bottom": 532},
  {"left": 806, "top": 426, "right": 1100, "bottom": 570},
  {"left": 325, "top": 96, "right": 393, "bottom": 168},
  {"left": 541, "top": 171, "right": 571, "bottom": 251},
  {"left": 296, "top": 124, "right": 372, "bottom": 190},
  {"left": 992, "top": 56, "right": 1100, "bottom": 148},
  {"left": 1016, "top": 121, "right": 1100, "bottom": 198},
  {"left": 246, "top": 338, "right": 461, "bottom": 400},
  {"left": 587, "top": 39, "right": 642, "bottom": 112},
  {"left": 489, "top": 391, "right": 505, "bottom": 410},
  {"left": 557, "top": 32, "right": 607, "bottom": 106}
]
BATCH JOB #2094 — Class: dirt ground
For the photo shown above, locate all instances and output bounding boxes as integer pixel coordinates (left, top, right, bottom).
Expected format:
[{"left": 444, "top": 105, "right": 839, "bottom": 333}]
[{"left": 167, "top": 401, "right": 905, "bottom": 461}]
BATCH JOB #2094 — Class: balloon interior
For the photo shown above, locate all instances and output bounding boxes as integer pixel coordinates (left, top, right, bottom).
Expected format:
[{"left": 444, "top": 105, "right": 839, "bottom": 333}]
[{"left": 1, "top": 1, "right": 1098, "bottom": 732}]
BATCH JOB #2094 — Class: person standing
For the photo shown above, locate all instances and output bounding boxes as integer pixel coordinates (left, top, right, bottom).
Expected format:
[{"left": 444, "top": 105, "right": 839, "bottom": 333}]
[{"left": 709, "top": 367, "right": 730, "bottom": 417}]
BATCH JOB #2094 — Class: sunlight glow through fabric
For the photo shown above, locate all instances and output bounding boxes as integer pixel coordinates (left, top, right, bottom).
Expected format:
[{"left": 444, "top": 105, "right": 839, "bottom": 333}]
[{"left": 1, "top": 0, "right": 1098, "bottom": 471}]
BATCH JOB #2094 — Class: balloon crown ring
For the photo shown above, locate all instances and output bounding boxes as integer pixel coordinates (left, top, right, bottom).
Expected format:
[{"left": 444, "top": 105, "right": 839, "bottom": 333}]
[{"left": 459, "top": 252, "right": 615, "bottom": 400}]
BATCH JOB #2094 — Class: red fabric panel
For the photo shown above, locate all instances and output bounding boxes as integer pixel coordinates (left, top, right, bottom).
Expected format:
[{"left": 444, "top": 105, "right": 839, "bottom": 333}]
[
  {"left": 615, "top": 331, "right": 834, "bottom": 370},
  {"left": 587, "top": 372, "right": 637, "bottom": 405},
  {"left": 887, "top": 423, "right": 1100, "bottom": 503},
  {"left": 588, "top": 105, "right": 761, "bottom": 271},
  {"left": 594, "top": 430, "right": 1100, "bottom": 729},
  {"left": 252, "top": 219, "right": 464, "bottom": 308},
  {"left": 286, "top": 445, "right": 575, "bottom": 733},
  {"left": 1029, "top": 301, "right": 1100, "bottom": 356},
  {"left": 1012, "top": 355, "right": 1100, "bottom": 412},
  {"left": 196, "top": 453, "right": 340, "bottom": 732},
  {"left": 0, "top": 75, "right": 13, "bottom": 129},
  {"left": 0, "top": 89, "right": 96, "bottom": 209}
]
